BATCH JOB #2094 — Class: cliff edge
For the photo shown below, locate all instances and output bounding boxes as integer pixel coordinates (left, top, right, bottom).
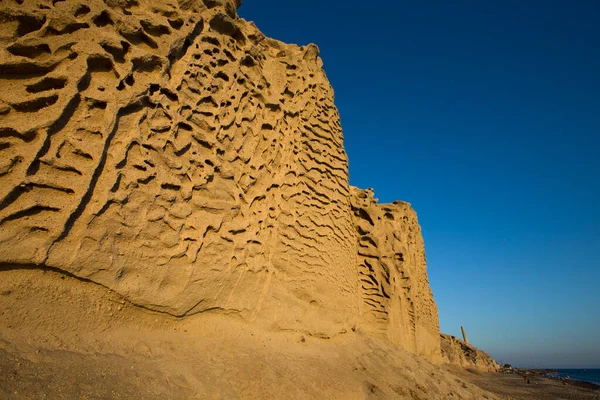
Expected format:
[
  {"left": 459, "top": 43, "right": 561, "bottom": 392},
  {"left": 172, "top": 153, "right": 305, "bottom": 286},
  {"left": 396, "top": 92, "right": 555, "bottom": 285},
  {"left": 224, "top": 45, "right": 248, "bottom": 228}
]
[
  {"left": 0, "top": 0, "right": 501, "bottom": 397},
  {"left": 0, "top": 0, "right": 441, "bottom": 361},
  {"left": 441, "top": 334, "right": 500, "bottom": 372}
]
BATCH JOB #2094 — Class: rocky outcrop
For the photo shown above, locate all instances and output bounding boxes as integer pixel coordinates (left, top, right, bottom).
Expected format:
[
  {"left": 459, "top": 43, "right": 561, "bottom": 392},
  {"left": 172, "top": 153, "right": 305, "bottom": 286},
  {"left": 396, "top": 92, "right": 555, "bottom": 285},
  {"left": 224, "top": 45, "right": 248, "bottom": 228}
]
[
  {"left": 0, "top": 0, "right": 441, "bottom": 361},
  {"left": 441, "top": 334, "right": 500, "bottom": 372},
  {"left": 0, "top": 0, "right": 357, "bottom": 337},
  {"left": 351, "top": 188, "right": 440, "bottom": 361}
]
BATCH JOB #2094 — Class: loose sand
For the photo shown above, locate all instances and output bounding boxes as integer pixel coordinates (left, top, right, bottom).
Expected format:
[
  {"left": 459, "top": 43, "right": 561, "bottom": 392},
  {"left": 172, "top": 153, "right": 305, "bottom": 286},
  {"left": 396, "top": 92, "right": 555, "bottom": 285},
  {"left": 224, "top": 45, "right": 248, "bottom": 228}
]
[
  {"left": 449, "top": 366, "right": 600, "bottom": 400},
  {"left": 2, "top": 268, "right": 598, "bottom": 399},
  {"left": 1, "top": 268, "right": 495, "bottom": 399}
]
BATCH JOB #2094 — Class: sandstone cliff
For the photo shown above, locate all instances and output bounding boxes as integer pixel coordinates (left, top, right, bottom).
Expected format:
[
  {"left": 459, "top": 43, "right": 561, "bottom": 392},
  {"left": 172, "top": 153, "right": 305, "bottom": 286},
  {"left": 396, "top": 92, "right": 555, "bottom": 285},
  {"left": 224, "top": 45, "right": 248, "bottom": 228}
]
[
  {"left": 0, "top": 0, "right": 444, "bottom": 362},
  {"left": 351, "top": 188, "right": 440, "bottom": 361},
  {"left": 0, "top": 0, "right": 357, "bottom": 337},
  {"left": 0, "top": 1, "right": 512, "bottom": 398},
  {"left": 441, "top": 334, "right": 500, "bottom": 372}
]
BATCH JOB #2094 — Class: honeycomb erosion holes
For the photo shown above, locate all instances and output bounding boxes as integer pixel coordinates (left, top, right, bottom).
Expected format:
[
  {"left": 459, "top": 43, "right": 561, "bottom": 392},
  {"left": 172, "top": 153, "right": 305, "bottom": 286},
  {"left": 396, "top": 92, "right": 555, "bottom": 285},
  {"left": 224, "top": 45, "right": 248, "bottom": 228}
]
[{"left": 0, "top": 0, "right": 457, "bottom": 364}]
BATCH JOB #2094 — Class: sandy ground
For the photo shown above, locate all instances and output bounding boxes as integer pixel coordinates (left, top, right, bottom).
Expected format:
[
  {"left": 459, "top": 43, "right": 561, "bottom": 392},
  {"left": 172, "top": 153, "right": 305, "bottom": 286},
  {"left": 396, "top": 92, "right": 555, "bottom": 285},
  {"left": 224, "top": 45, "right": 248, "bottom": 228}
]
[
  {"left": 0, "top": 267, "right": 597, "bottom": 399},
  {"left": 0, "top": 267, "right": 496, "bottom": 399},
  {"left": 449, "top": 366, "right": 600, "bottom": 400}
]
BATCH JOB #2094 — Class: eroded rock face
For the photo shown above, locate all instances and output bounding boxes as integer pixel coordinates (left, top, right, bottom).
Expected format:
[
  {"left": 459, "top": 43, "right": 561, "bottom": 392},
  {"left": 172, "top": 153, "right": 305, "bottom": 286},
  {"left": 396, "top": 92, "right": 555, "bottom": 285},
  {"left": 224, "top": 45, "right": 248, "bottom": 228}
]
[
  {"left": 351, "top": 188, "right": 441, "bottom": 361},
  {"left": 0, "top": 0, "right": 440, "bottom": 359},
  {"left": 441, "top": 334, "right": 500, "bottom": 372},
  {"left": 0, "top": 0, "right": 358, "bottom": 336}
]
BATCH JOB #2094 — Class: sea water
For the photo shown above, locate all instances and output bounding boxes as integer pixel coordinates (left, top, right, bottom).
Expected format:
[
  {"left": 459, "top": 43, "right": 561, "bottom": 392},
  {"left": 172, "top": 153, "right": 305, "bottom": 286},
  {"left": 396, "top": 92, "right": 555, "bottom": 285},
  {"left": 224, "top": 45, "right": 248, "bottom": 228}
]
[{"left": 549, "top": 369, "right": 600, "bottom": 386}]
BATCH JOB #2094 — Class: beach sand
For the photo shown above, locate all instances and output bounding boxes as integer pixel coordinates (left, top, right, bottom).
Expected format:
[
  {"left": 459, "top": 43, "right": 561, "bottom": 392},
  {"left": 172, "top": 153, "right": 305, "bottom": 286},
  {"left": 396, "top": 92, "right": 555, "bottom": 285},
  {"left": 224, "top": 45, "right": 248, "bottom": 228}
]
[
  {"left": 0, "top": 268, "right": 597, "bottom": 399},
  {"left": 448, "top": 366, "right": 600, "bottom": 400}
]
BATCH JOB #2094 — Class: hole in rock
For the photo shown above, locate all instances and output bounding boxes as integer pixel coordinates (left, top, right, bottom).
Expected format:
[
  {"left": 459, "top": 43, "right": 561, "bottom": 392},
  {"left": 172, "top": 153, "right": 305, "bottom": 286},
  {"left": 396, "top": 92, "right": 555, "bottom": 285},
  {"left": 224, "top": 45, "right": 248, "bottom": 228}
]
[
  {"left": 7, "top": 43, "right": 51, "bottom": 58},
  {"left": 26, "top": 77, "right": 67, "bottom": 93},
  {"left": 74, "top": 4, "right": 90, "bottom": 17},
  {"left": 16, "top": 15, "right": 46, "bottom": 36}
]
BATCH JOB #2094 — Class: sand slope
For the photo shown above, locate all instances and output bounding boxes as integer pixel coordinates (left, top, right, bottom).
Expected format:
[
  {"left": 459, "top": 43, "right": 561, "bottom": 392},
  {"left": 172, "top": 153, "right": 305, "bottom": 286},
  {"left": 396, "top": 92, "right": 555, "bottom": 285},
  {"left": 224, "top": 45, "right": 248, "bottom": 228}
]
[
  {"left": 447, "top": 366, "right": 600, "bottom": 400},
  {"left": 0, "top": 268, "right": 501, "bottom": 399}
]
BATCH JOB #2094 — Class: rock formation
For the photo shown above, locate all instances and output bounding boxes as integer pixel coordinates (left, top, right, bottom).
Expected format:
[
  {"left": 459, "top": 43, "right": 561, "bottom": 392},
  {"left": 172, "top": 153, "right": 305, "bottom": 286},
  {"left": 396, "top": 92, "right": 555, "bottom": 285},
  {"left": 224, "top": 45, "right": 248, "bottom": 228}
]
[
  {"left": 0, "top": 0, "right": 490, "bottom": 368},
  {"left": 350, "top": 188, "right": 440, "bottom": 361},
  {"left": 0, "top": 0, "right": 358, "bottom": 338},
  {"left": 441, "top": 334, "right": 500, "bottom": 372}
]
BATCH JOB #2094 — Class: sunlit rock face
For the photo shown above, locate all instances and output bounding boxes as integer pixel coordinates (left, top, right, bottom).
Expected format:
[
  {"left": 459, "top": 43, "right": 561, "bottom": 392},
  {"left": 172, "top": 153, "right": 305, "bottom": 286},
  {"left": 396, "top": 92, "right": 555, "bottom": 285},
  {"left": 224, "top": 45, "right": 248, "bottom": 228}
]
[
  {"left": 351, "top": 188, "right": 441, "bottom": 361},
  {"left": 0, "top": 0, "right": 440, "bottom": 360},
  {"left": 441, "top": 334, "right": 500, "bottom": 372}
]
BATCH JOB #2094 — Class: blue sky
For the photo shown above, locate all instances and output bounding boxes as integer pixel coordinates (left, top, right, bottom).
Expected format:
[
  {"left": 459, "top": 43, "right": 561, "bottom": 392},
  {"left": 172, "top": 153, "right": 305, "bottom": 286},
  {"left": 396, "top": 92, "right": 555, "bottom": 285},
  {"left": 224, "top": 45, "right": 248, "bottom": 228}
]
[{"left": 239, "top": 1, "right": 600, "bottom": 368}]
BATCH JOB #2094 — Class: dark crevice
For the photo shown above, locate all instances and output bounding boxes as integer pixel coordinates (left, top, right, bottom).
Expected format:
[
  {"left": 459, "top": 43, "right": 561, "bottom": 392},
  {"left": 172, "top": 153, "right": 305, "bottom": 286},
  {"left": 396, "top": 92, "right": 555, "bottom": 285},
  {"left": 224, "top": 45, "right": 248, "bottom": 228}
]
[
  {"left": 11, "top": 94, "right": 58, "bottom": 112},
  {"left": 0, "top": 205, "right": 61, "bottom": 225},
  {"left": 0, "top": 128, "right": 37, "bottom": 142},
  {"left": 27, "top": 94, "right": 80, "bottom": 176},
  {"left": 355, "top": 207, "right": 375, "bottom": 226},
  {"left": 0, "top": 61, "right": 57, "bottom": 80},
  {"left": 74, "top": 4, "right": 91, "bottom": 17},
  {"left": 194, "top": 138, "right": 213, "bottom": 150},
  {"left": 209, "top": 14, "right": 245, "bottom": 44},
  {"left": 16, "top": 15, "right": 47, "bottom": 36},
  {"left": 53, "top": 97, "right": 149, "bottom": 243},
  {"left": 202, "top": 0, "right": 219, "bottom": 9},
  {"left": 0, "top": 186, "right": 27, "bottom": 213},
  {"left": 0, "top": 263, "right": 191, "bottom": 318},
  {"left": 137, "top": 175, "right": 155, "bottom": 185},
  {"left": 92, "top": 11, "right": 112, "bottom": 27},
  {"left": 240, "top": 55, "right": 255, "bottom": 67},
  {"left": 132, "top": 55, "right": 162, "bottom": 73},
  {"left": 101, "top": 41, "right": 130, "bottom": 63},
  {"left": 26, "top": 182, "right": 74, "bottom": 194},
  {"left": 168, "top": 18, "right": 184, "bottom": 30},
  {"left": 381, "top": 264, "right": 390, "bottom": 285},
  {"left": 215, "top": 71, "right": 229, "bottom": 81},
  {"left": 159, "top": 88, "right": 178, "bottom": 101},
  {"left": 46, "top": 22, "right": 89, "bottom": 35},
  {"left": 140, "top": 19, "right": 170, "bottom": 36},
  {"left": 26, "top": 77, "right": 67, "bottom": 93},
  {"left": 201, "top": 36, "right": 220, "bottom": 46},
  {"left": 360, "top": 236, "right": 377, "bottom": 248},
  {"left": 7, "top": 43, "right": 51, "bottom": 58},
  {"left": 167, "top": 18, "right": 204, "bottom": 76},
  {"left": 177, "top": 122, "right": 192, "bottom": 132},
  {"left": 161, "top": 183, "right": 181, "bottom": 191},
  {"left": 87, "top": 55, "right": 115, "bottom": 73},
  {"left": 87, "top": 98, "right": 107, "bottom": 110},
  {"left": 121, "top": 30, "right": 158, "bottom": 50}
]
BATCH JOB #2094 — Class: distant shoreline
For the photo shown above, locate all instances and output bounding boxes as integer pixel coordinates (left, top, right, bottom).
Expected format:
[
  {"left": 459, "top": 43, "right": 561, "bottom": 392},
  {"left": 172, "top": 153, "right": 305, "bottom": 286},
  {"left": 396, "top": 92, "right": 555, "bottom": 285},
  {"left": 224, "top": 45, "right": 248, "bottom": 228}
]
[
  {"left": 500, "top": 367, "right": 600, "bottom": 389},
  {"left": 450, "top": 366, "right": 600, "bottom": 399},
  {"left": 554, "top": 377, "right": 600, "bottom": 390},
  {"left": 543, "top": 371, "right": 600, "bottom": 390}
]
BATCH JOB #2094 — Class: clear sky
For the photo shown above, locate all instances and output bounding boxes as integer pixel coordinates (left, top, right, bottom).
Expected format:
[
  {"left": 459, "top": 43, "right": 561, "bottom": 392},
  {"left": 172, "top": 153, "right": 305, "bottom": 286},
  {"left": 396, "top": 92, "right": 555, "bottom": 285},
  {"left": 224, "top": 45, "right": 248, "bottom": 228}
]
[{"left": 238, "top": 1, "right": 600, "bottom": 368}]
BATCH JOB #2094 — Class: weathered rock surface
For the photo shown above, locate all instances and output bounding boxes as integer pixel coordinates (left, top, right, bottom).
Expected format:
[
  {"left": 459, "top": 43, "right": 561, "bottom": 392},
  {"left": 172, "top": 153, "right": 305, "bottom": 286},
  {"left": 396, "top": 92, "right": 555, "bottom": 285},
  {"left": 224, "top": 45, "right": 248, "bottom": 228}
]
[
  {"left": 0, "top": 0, "right": 441, "bottom": 363},
  {"left": 0, "top": 0, "right": 357, "bottom": 338},
  {"left": 441, "top": 334, "right": 500, "bottom": 372},
  {"left": 0, "top": 268, "right": 502, "bottom": 399},
  {"left": 351, "top": 188, "right": 440, "bottom": 361}
]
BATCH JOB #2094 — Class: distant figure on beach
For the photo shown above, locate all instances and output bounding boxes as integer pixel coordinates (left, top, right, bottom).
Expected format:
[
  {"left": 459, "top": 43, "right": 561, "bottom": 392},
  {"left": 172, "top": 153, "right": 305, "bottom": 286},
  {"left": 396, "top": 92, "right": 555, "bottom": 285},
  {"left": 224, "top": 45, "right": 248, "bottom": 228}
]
[{"left": 522, "top": 374, "right": 531, "bottom": 384}]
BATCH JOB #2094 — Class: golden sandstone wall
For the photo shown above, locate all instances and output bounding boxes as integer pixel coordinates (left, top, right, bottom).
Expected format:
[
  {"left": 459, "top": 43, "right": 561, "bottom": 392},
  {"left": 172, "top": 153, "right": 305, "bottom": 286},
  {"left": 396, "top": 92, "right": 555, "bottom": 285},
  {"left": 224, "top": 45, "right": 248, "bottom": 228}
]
[
  {"left": 440, "top": 334, "right": 500, "bottom": 372},
  {"left": 0, "top": 0, "right": 440, "bottom": 361},
  {"left": 351, "top": 188, "right": 440, "bottom": 361}
]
